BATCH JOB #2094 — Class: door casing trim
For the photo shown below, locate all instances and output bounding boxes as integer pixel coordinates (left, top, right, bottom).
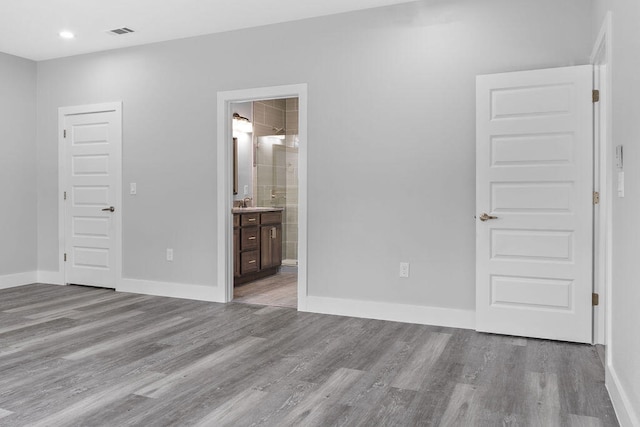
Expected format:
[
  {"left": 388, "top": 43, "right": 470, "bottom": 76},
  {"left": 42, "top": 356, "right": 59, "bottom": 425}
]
[
  {"left": 590, "top": 12, "right": 612, "bottom": 349},
  {"left": 216, "top": 84, "right": 308, "bottom": 308}
]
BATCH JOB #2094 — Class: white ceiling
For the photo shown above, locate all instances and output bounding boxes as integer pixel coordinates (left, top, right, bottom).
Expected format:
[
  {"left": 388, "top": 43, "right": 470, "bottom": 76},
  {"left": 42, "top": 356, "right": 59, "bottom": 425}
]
[{"left": 1, "top": 0, "right": 413, "bottom": 61}]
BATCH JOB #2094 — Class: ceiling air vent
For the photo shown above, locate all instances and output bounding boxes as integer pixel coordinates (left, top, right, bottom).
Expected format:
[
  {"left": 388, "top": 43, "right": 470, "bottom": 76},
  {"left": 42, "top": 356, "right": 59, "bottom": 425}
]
[{"left": 108, "top": 27, "right": 135, "bottom": 35}]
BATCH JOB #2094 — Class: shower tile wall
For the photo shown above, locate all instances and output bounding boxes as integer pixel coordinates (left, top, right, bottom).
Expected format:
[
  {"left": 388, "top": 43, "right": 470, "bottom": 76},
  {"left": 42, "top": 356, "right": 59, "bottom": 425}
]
[
  {"left": 253, "top": 98, "right": 299, "bottom": 263},
  {"left": 253, "top": 99, "right": 286, "bottom": 208},
  {"left": 284, "top": 98, "right": 299, "bottom": 263}
]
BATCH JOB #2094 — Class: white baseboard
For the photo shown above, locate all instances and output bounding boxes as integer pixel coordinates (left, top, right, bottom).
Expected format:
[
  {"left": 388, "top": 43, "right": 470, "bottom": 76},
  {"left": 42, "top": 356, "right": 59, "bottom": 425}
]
[
  {"left": 37, "top": 270, "right": 64, "bottom": 285},
  {"left": 303, "top": 295, "right": 475, "bottom": 330},
  {"left": 118, "top": 278, "right": 223, "bottom": 303},
  {"left": 606, "top": 364, "right": 639, "bottom": 427},
  {"left": 0, "top": 271, "right": 38, "bottom": 289}
]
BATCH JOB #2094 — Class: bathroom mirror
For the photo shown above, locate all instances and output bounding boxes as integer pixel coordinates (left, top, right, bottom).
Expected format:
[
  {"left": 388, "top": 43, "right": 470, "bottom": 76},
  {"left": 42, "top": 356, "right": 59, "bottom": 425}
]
[{"left": 233, "top": 137, "right": 238, "bottom": 195}]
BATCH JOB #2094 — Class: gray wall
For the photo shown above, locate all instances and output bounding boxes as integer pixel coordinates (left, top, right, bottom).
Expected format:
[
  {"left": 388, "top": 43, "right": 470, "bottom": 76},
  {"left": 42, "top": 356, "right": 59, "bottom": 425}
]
[
  {"left": 0, "top": 52, "right": 37, "bottom": 276},
  {"left": 593, "top": 1, "right": 640, "bottom": 422},
  {"left": 36, "top": 0, "right": 592, "bottom": 309}
]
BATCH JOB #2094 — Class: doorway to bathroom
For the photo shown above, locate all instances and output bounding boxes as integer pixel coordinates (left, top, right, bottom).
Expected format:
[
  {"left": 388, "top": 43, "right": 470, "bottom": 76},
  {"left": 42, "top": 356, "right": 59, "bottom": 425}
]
[{"left": 230, "top": 97, "right": 299, "bottom": 308}]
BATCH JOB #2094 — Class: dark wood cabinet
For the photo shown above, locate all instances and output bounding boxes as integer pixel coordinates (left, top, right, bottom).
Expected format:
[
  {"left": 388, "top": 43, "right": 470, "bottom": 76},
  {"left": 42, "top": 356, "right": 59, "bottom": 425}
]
[
  {"left": 233, "top": 209, "right": 283, "bottom": 285},
  {"left": 260, "top": 224, "right": 282, "bottom": 270},
  {"left": 233, "top": 228, "right": 240, "bottom": 277}
]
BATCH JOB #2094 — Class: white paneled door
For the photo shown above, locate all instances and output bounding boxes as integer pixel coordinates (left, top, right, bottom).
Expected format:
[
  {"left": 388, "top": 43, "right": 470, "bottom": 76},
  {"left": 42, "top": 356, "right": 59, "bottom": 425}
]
[
  {"left": 476, "top": 66, "right": 593, "bottom": 343},
  {"left": 61, "top": 103, "right": 122, "bottom": 288}
]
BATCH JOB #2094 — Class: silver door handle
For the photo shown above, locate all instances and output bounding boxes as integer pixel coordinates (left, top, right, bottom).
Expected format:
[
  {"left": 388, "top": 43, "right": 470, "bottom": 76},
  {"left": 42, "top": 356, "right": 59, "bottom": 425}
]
[
  {"left": 479, "top": 213, "right": 497, "bottom": 221},
  {"left": 102, "top": 206, "right": 115, "bottom": 212}
]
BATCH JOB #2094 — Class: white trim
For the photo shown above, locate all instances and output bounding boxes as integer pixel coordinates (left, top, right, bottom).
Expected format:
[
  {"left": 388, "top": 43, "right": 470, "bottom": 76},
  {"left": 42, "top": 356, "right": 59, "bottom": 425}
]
[
  {"left": 58, "top": 102, "right": 123, "bottom": 289},
  {"left": 118, "top": 278, "right": 220, "bottom": 302},
  {"left": 304, "top": 296, "right": 475, "bottom": 330},
  {"left": 606, "top": 365, "right": 639, "bottom": 427},
  {"left": 590, "top": 12, "right": 613, "bottom": 349},
  {"left": 37, "top": 270, "right": 64, "bottom": 285},
  {"left": 590, "top": 12, "right": 612, "bottom": 63},
  {"left": 216, "top": 84, "right": 308, "bottom": 309},
  {"left": 0, "top": 272, "right": 38, "bottom": 290}
]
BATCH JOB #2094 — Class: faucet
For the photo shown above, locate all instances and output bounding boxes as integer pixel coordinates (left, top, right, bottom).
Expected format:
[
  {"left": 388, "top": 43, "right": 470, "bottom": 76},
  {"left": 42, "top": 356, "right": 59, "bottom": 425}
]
[{"left": 243, "top": 197, "right": 252, "bottom": 208}]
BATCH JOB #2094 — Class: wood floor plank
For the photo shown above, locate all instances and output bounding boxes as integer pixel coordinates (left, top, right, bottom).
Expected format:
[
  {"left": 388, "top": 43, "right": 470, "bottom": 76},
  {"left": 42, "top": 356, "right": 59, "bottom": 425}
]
[
  {"left": 62, "top": 316, "right": 191, "bottom": 360},
  {"left": 2, "top": 289, "right": 110, "bottom": 313},
  {"left": 439, "top": 383, "right": 483, "bottom": 426},
  {"left": 280, "top": 367, "right": 365, "bottom": 426},
  {"left": 526, "top": 372, "right": 562, "bottom": 426},
  {"left": 192, "top": 387, "right": 269, "bottom": 426},
  {"left": 26, "top": 372, "right": 164, "bottom": 427},
  {"left": 64, "top": 294, "right": 152, "bottom": 319},
  {"left": 135, "top": 336, "right": 266, "bottom": 398},
  {"left": 24, "top": 292, "right": 125, "bottom": 319},
  {"left": 390, "top": 331, "right": 450, "bottom": 391},
  {"left": 569, "top": 413, "right": 605, "bottom": 427},
  {"left": 0, "top": 310, "right": 144, "bottom": 356}
]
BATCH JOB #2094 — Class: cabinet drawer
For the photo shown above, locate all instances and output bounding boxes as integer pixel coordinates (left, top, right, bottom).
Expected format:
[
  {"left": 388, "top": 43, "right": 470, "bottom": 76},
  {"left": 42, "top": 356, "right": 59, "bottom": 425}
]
[
  {"left": 233, "top": 214, "right": 239, "bottom": 228},
  {"left": 261, "top": 211, "right": 282, "bottom": 225},
  {"left": 241, "top": 227, "right": 259, "bottom": 250},
  {"left": 241, "top": 213, "right": 259, "bottom": 226},
  {"left": 240, "top": 251, "right": 259, "bottom": 274}
]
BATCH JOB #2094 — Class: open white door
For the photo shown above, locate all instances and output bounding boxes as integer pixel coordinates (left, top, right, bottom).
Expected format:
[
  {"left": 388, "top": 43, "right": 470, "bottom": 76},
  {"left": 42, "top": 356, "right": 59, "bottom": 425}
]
[
  {"left": 476, "top": 66, "right": 593, "bottom": 343},
  {"left": 60, "top": 103, "right": 122, "bottom": 289}
]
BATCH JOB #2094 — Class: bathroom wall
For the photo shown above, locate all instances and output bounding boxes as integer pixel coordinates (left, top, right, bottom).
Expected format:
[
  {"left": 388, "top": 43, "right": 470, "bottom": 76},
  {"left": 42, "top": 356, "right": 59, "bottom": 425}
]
[
  {"left": 284, "top": 98, "right": 299, "bottom": 263},
  {"left": 253, "top": 99, "right": 287, "bottom": 207}
]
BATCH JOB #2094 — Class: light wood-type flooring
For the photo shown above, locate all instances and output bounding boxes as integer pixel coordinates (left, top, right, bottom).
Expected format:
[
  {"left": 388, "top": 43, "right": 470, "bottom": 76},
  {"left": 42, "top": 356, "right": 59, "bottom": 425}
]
[
  {"left": 0, "top": 284, "right": 618, "bottom": 426},
  {"left": 234, "top": 271, "right": 297, "bottom": 308}
]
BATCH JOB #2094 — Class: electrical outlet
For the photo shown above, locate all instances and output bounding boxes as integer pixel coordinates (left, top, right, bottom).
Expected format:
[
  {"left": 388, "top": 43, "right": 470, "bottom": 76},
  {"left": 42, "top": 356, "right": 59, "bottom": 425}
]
[
  {"left": 166, "top": 248, "right": 173, "bottom": 261},
  {"left": 399, "top": 262, "right": 410, "bottom": 278}
]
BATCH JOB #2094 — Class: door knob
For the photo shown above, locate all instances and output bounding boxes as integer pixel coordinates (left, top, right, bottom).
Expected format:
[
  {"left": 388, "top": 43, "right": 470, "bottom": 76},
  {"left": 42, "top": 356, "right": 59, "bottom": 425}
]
[
  {"left": 102, "top": 206, "right": 115, "bottom": 212},
  {"left": 479, "top": 213, "right": 498, "bottom": 222}
]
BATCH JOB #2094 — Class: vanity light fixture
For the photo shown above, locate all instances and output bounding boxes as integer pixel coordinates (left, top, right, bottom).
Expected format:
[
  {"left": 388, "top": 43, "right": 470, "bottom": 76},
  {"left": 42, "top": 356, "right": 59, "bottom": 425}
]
[
  {"left": 59, "top": 30, "right": 75, "bottom": 39},
  {"left": 232, "top": 113, "right": 253, "bottom": 134}
]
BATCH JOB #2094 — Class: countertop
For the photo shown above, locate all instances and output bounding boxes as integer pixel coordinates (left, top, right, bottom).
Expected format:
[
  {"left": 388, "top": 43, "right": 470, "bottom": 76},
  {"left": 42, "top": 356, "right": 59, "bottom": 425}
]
[{"left": 232, "top": 207, "right": 284, "bottom": 213}]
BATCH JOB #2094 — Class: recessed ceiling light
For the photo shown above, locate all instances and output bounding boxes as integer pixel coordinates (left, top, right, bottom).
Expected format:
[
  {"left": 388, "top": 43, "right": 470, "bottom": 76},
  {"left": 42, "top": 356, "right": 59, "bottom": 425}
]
[{"left": 59, "top": 31, "right": 75, "bottom": 39}]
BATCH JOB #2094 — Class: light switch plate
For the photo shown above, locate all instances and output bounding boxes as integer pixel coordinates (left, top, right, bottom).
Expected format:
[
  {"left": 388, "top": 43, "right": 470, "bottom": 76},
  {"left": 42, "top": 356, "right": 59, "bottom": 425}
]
[
  {"left": 130, "top": 183, "right": 137, "bottom": 195},
  {"left": 616, "top": 145, "right": 624, "bottom": 169}
]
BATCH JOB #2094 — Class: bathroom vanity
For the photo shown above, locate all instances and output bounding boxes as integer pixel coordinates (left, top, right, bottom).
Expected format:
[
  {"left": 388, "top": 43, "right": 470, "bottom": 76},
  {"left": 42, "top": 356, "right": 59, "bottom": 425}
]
[{"left": 233, "top": 207, "right": 283, "bottom": 285}]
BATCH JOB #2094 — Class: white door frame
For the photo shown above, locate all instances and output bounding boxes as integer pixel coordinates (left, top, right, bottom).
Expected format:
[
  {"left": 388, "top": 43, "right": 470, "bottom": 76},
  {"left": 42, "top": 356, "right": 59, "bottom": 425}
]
[
  {"left": 590, "top": 13, "right": 612, "bottom": 348},
  {"left": 58, "top": 102, "right": 123, "bottom": 287},
  {"left": 216, "top": 84, "right": 308, "bottom": 309}
]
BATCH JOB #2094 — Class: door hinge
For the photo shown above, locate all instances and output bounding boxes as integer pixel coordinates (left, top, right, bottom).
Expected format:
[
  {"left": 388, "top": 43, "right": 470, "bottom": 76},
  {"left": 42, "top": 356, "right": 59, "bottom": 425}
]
[
  {"left": 592, "top": 89, "right": 600, "bottom": 103},
  {"left": 63, "top": 191, "right": 67, "bottom": 200},
  {"left": 593, "top": 191, "right": 600, "bottom": 205},
  {"left": 63, "top": 129, "right": 67, "bottom": 138},
  {"left": 64, "top": 253, "right": 67, "bottom": 262},
  {"left": 592, "top": 293, "right": 599, "bottom": 306}
]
